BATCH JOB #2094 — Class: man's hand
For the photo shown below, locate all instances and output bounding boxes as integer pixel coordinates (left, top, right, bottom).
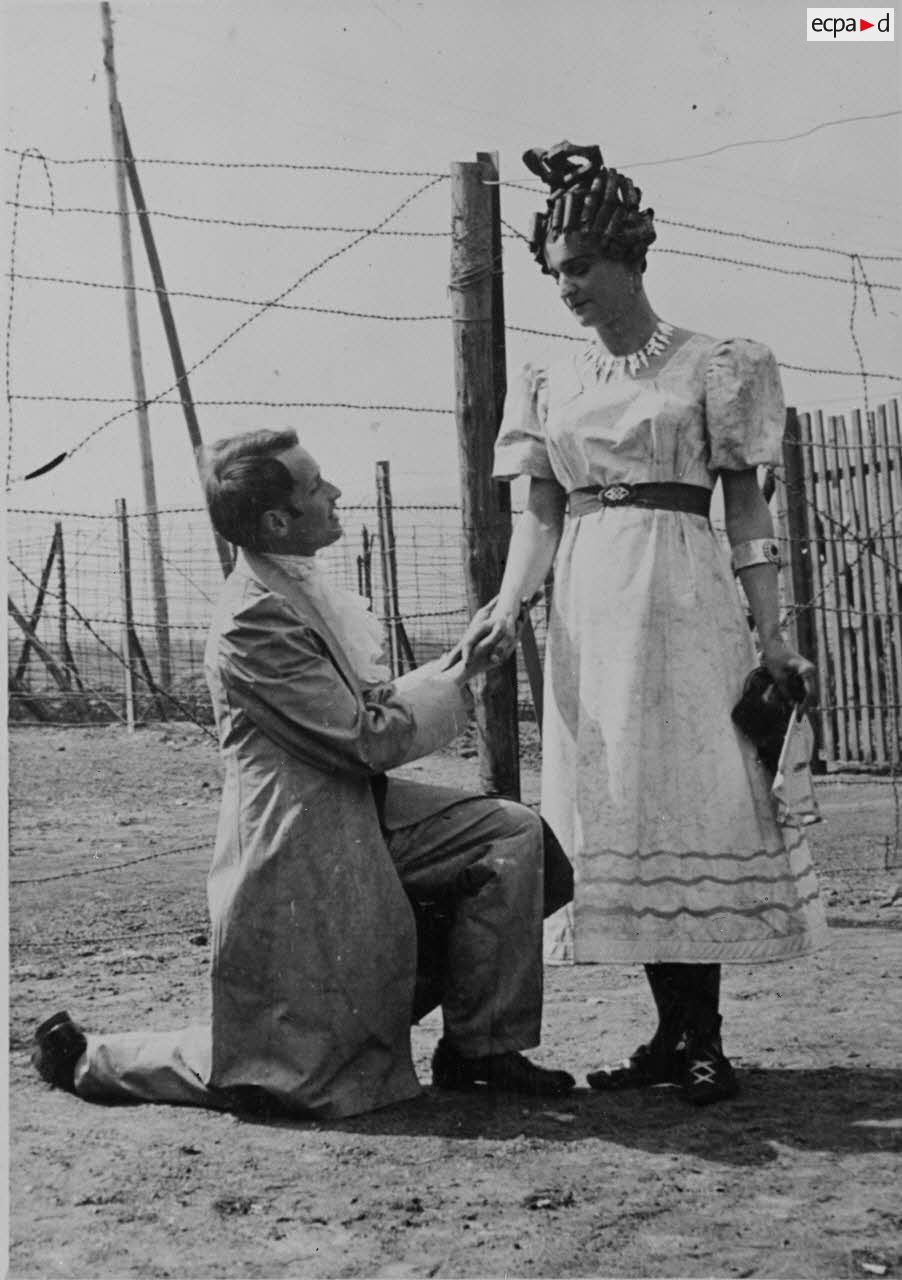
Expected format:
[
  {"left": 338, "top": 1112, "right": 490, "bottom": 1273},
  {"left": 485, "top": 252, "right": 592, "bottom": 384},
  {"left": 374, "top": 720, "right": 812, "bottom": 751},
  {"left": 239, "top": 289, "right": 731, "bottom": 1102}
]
[{"left": 762, "top": 638, "right": 817, "bottom": 714}]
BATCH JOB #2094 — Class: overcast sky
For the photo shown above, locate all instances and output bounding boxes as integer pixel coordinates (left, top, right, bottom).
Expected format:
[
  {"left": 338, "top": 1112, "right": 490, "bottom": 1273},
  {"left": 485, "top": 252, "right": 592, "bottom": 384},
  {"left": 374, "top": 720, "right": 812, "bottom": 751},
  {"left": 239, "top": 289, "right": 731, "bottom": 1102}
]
[{"left": 2, "top": 0, "right": 900, "bottom": 513}]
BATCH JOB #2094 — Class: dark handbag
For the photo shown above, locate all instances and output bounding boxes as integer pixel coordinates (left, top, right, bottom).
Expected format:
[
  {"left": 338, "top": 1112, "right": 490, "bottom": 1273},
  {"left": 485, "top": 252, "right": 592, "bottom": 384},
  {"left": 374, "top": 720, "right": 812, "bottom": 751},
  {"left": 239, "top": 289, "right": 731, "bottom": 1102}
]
[{"left": 731, "top": 666, "right": 796, "bottom": 776}]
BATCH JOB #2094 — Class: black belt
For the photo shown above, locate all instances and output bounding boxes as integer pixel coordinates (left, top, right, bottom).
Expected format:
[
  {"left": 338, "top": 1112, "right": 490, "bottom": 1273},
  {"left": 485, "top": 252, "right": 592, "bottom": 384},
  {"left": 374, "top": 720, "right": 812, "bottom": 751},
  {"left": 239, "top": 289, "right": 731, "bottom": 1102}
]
[{"left": 568, "top": 481, "right": 711, "bottom": 520}]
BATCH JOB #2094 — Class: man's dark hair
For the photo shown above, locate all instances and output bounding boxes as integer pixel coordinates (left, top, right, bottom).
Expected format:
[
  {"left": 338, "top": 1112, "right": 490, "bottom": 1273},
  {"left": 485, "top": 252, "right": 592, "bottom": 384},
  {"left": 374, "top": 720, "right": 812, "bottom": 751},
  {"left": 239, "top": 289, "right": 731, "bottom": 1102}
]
[{"left": 200, "top": 428, "right": 299, "bottom": 549}]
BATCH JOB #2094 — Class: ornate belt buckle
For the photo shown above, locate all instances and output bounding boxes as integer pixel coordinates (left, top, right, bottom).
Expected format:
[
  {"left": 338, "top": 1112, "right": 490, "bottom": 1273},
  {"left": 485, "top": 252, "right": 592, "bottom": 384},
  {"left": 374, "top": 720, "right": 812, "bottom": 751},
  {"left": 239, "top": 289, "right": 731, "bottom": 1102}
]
[{"left": 599, "top": 483, "right": 633, "bottom": 506}]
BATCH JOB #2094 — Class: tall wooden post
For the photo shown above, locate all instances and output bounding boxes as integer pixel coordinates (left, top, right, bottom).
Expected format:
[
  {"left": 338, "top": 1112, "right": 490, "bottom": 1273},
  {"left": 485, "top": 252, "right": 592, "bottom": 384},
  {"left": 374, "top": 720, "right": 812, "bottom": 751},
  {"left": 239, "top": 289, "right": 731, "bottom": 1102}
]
[
  {"left": 376, "top": 461, "right": 403, "bottom": 677},
  {"left": 115, "top": 498, "right": 136, "bottom": 733},
  {"left": 101, "top": 2, "right": 172, "bottom": 687},
  {"left": 450, "top": 156, "right": 519, "bottom": 798}
]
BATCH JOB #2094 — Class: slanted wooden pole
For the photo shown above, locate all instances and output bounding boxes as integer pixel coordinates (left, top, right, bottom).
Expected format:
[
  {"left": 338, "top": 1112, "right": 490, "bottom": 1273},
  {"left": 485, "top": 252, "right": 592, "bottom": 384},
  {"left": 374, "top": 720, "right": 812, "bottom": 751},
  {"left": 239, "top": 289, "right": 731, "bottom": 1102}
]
[
  {"left": 101, "top": 2, "right": 172, "bottom": 688},
  {"left": 115, "top": 498, "right": 137, "bottom": 732},
  {"left": 8, "top": 597, "right": 70, "bottom": 691},
  {"left": 118, "top": 112, "right": 234, "bottom": 579},
  {"left": 450, "top": 156, "right": 519, "bottom": 799}
]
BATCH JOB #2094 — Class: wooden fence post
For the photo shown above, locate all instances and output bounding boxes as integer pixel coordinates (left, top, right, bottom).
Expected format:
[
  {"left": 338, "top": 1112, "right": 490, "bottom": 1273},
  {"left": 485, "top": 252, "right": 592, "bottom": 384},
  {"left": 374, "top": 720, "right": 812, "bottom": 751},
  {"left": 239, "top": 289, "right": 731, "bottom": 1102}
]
[
  {"left": 115, "top": 498, "right": 136, "bottom": 732},
  {"left": 782, "top": 407, "right": 823, "bottom": 766},
  {"left": 375, "top": 462, "right": 415, "bottom": 675},
  {"left": 450, "top": 155, "right": 519, "bottom": 798},
  {"left": 54, "top": 522, "right": 71, "bottom": 689},
  {"left": 101, "top": 3, "right": 173, "bottom": 686},
  {"left": 357, "top": 525, "right": 373, "bottom": 608}
]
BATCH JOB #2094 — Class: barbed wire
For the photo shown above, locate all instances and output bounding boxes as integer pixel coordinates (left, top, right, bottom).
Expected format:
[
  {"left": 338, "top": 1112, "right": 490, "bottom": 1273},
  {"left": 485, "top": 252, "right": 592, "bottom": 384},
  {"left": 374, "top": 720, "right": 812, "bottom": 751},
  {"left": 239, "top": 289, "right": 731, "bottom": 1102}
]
[
  {"left": 9, "top": 839, "right": 212, "bottom": 885},
  {"left": 6, "top": 172, "right": 446, "bottom": 487},
  {"left": 657, "top": 246, "right": 899, "bottom": 291},
  {"left": 8, "top": 145, "right": 901, "bottom": 259},
  {"left": 6, "top": 501, "right": 460, "bottom": 518},
  {"left": 9, "top": 393, "right": 456, "bottom": 413},
  {"left": 5, "top": 200, "right": 453, "bottom": 236},
  {"left": 5, "top": 148, "right": 55, "bottom": 490},
  {"left": 848, "top": 254, "right": 880, "bottom": 427},
  {"left": 11, "top": 273, "right": 902, "bottom": 385},
  {"left": 10, "top": 924, "right": 209, "bottom": 950},
  {"left": 3, "top": 148, "right": 448, "bottom": 177},
  {"left": 656, "top": 217, "right": 902, "bottom": 263},
  {"left": 10, "top": 271, "right": 454, "bottom": 321},
  {"left": 9, "top": 200, "right": 902, "bottom": 288}
]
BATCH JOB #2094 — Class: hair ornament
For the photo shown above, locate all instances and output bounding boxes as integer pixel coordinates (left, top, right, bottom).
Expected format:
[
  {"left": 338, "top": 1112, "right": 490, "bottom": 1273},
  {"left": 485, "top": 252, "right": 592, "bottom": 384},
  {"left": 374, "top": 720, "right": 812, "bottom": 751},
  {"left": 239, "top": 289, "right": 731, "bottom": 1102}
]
[{"left": 523, "top": 140, "right": 656, "bottom": 274}]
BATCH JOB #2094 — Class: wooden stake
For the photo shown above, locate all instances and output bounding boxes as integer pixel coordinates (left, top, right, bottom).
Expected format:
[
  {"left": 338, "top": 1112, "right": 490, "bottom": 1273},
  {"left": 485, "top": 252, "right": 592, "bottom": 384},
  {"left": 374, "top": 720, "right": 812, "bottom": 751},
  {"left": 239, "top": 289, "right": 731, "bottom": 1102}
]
[
  {"left": 782, "top": 407, "right": 823, "bottom": 765},
  {"left": 54, "top": 522, "right": 72, "bottom": 690},
  {"left": 376, "top": 461, "right": 404, "bottom": 676},
  {"left": 450, "top": 157, "right": 519, "bottom": 798},
  {"left": 101, "top": 2, "right": 172, "bottom": 687},
  {"left": 115, "top": 498, "right": 136, "bottom": 732}
]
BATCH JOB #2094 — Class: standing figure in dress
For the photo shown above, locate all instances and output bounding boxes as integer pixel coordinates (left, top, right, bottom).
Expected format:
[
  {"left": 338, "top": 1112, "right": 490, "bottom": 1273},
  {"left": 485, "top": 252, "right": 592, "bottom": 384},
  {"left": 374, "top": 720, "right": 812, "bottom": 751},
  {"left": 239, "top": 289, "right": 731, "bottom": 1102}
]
[{"left": 462, "top": 141, "right": 828, "bottom": 1104}]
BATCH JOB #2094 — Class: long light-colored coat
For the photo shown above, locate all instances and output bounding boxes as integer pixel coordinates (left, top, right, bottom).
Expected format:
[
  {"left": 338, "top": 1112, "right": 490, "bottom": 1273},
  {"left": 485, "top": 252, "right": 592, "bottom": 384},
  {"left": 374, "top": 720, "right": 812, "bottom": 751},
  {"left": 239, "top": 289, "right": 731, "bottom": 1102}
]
[{"left": 203, "top": 551, "right": 471, "bottom": 1119}]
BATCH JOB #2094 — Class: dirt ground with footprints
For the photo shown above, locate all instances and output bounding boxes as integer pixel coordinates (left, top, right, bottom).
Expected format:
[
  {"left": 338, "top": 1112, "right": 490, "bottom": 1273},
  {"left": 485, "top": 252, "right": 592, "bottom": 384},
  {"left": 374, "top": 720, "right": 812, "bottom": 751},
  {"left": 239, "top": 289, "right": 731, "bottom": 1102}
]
[{"left": 7, "top": 724, "right": 902, "bottom": 1279}]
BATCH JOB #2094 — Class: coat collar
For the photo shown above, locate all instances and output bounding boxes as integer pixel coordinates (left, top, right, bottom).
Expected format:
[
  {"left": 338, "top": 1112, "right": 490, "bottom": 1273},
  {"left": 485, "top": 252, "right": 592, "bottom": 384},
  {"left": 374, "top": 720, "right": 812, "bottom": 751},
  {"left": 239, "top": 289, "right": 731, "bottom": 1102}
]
[{"left": 235, "top": 549, "right": 363, "bottom": 694}]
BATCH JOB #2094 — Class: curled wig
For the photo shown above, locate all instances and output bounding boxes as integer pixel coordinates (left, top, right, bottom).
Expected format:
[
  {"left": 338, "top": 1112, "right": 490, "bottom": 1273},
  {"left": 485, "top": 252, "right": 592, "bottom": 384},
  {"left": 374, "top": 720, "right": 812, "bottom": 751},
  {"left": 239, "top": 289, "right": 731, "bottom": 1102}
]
[{"left": 522, "top": 141, "right": 657, "bottom": 274}]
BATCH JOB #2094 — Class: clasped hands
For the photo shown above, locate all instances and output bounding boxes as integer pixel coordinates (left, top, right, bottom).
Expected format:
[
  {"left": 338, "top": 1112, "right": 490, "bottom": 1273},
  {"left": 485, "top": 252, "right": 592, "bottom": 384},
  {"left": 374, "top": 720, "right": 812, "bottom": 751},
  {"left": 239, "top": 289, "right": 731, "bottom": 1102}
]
[{"left": 439, "top": 597, "right": 524, "bottom": 682}]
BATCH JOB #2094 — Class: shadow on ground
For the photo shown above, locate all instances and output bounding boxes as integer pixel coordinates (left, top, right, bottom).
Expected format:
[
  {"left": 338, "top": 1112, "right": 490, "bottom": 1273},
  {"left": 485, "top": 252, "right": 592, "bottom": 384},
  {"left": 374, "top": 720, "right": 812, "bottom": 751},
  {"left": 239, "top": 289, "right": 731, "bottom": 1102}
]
[{"left": 223, "top": 1065, "right": 902, "bottom": 1167}]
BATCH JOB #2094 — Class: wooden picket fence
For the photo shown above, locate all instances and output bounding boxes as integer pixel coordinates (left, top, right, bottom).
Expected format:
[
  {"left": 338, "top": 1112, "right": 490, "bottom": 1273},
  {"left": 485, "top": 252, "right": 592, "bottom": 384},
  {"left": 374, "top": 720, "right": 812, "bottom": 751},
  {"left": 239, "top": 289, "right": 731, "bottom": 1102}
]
[{"left": 778, "top": 397, "right": 902, "bottom": 770}]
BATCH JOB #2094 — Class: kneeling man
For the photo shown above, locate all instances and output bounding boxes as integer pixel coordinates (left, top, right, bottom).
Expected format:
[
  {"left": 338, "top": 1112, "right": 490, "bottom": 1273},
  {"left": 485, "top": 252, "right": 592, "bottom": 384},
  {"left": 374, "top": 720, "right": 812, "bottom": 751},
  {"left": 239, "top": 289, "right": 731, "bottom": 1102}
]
[{"left": 33, "top": 429, "right": 573, "bottom": 1119}]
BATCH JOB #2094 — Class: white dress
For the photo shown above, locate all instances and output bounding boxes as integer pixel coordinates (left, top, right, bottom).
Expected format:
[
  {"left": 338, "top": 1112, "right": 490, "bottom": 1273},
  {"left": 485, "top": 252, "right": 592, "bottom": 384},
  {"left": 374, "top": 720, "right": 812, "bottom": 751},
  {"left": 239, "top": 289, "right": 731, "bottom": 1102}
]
[{"left": 494, "top": 331, "right": 828, "bottom": 965}]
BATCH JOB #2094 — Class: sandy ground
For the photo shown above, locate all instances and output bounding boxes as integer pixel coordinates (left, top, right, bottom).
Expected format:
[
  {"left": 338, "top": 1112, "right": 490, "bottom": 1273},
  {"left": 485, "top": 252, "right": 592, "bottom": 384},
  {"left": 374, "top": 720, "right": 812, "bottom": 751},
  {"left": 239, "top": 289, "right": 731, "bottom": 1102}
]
[{"left": 7, "top": 725, "right": 902, "bottom": 1280}]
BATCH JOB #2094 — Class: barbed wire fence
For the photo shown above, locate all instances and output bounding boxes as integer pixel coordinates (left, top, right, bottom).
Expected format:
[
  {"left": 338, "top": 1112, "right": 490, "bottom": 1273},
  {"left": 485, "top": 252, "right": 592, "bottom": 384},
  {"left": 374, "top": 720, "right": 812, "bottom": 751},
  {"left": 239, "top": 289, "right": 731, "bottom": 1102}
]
[{"left": 5, "top": 147, "right": 902, "bottom": 888}]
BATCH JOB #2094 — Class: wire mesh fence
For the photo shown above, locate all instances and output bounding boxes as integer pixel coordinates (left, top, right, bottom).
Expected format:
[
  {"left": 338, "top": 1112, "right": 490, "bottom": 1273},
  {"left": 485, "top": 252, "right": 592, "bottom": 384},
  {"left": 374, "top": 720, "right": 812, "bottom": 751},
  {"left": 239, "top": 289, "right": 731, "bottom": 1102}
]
[{"left": 6, "top": 498, "right": 547, "bottom": 729}]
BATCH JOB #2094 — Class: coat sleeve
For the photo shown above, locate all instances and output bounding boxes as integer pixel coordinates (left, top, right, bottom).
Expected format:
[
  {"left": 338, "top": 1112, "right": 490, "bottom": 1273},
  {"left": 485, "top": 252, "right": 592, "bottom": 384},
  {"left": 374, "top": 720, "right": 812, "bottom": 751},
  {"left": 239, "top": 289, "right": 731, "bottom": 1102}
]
[{"left": 215, "top": 589, "right": 469, "bottom": 775}]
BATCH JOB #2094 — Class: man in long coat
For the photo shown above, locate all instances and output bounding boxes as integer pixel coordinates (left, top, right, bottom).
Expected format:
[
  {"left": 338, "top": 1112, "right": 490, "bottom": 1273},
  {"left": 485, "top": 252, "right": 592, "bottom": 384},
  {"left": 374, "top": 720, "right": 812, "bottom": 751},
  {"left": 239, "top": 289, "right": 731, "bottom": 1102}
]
[{"left": 33, "top": 429, "right": 574, "bottom": 1118}]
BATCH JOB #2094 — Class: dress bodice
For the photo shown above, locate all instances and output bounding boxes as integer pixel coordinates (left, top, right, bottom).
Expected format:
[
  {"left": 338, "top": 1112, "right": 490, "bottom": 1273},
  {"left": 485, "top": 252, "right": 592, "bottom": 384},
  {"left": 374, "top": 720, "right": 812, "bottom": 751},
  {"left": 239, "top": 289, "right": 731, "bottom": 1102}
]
[{"left": 493, "top": 332, "right": 785, "bottom": 491}]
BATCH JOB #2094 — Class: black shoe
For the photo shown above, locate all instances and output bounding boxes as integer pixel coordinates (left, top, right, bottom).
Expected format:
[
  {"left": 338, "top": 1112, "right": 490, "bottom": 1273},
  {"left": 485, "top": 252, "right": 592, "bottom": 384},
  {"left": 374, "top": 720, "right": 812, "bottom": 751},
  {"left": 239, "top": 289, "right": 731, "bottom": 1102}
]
[
  {"left": 587, "top": 1039, "right": 685, "bottom": 1092},
  {"left": 682, "top": 1021, "right": 739, "bottom": 1106},
  {"left": 32, "top": 1011, "right": 87, "bottom": 1092},
  {"left": 431, "top": 1038, "right": 575, "bottom": 1097}
]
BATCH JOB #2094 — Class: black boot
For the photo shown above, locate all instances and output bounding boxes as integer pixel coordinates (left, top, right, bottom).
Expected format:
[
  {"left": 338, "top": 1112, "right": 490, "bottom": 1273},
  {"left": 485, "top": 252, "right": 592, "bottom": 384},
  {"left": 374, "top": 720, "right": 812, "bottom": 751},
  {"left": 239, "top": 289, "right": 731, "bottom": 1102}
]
[
  {"left": 587, "top": 964, "right": 686, "bottom": 1091},
  {"left": 679, "top": 965, "right": 738, "bottom": 1105},
  {"left": 32, "top": 1011, "right": 87, "bottom": 1092}
]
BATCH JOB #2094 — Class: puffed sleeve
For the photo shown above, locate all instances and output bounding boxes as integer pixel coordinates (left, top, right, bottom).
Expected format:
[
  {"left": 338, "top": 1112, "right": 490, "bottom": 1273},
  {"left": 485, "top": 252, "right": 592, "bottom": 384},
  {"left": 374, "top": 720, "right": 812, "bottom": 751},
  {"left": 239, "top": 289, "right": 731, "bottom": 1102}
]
[
  {"left": 704, "top": 338, "right": 785, "bottom": 471},
  {"left": 492, "top": 362, "right": 556, "bottom": 480}
]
